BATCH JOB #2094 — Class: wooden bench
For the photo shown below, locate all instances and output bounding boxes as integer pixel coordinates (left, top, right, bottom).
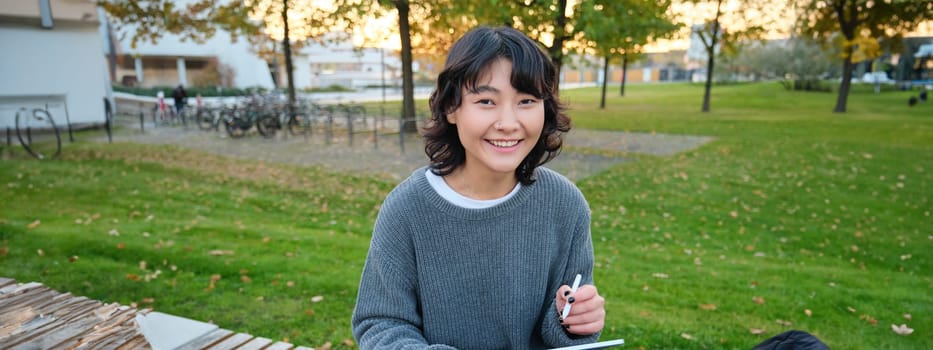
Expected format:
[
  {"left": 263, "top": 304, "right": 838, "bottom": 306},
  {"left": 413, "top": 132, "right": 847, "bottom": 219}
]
[{"left": 0, "top": 277, "right": 314, "bottom": 349}]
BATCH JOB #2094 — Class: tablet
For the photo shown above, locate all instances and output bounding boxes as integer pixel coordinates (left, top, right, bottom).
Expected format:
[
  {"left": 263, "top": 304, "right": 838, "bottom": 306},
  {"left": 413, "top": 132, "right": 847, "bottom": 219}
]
[{"left": 551, "top": 339, "right": 625, "bottom": 350}]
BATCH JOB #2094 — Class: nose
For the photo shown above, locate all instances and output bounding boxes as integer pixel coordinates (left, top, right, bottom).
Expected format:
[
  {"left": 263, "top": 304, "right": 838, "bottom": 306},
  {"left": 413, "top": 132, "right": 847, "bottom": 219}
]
[{"left": 495, "top": 105, "right": 520, "bottom": 131}]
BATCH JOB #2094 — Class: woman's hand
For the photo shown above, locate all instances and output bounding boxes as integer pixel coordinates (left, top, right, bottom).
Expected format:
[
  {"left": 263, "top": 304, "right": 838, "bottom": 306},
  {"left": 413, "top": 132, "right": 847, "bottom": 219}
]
[{"left": 555, "top": 284, "right": 605, "bottom": 335}]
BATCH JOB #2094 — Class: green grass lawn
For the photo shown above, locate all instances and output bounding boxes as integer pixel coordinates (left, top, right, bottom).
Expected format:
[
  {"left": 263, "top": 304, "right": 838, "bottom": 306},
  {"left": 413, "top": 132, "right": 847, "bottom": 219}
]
[{"left": 1, "top": 82, "right": 930, "bottom": 349}]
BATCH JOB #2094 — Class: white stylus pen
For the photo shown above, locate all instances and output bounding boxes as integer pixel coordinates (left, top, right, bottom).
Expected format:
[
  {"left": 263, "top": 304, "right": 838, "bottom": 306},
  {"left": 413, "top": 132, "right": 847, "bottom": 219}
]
[{"left": 561, "top": 274, "right": 582, "bottom": 320}]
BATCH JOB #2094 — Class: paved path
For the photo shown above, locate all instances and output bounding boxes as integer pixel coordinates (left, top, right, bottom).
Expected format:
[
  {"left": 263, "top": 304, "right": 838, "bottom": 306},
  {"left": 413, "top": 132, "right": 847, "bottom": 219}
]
[{"left": 100, "top": 120, "right": 713, "bottom": 182}]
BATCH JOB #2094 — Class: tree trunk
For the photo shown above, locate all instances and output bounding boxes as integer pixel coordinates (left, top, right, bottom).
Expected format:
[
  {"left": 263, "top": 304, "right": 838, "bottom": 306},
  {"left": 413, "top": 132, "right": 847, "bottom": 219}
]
[
  {"left": 834, "top": 53, "right": 854, "bottom": 113},
  {"left": 548, "top": 0, "right": 569, "bottom": 82},
  {"left": 600, "top": 56, "right": 609, "bottom": 109},
  {"left": 702, "top": 52, "right": 714, "bottom": 113},
  {"left": 396, "top": 0, "right": 416, "bottom": 132},
  {"left": 282, "top": 0, "right": 296, "bottom": 118},
  {"left": 620, "top": 54, "right": 628, "bottom": 96}
]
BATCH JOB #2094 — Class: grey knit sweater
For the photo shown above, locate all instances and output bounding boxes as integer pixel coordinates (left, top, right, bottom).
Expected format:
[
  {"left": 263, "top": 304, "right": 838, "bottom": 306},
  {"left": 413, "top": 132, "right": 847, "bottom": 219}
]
[{"left": 352, "top": 167, "right": 600, "bottom": 349}]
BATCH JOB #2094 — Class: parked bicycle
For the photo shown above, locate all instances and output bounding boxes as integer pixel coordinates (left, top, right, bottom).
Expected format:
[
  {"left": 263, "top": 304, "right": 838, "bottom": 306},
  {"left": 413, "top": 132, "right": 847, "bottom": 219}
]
[{"left": 13, "top": 107, "right": 61, "bottom": 159}]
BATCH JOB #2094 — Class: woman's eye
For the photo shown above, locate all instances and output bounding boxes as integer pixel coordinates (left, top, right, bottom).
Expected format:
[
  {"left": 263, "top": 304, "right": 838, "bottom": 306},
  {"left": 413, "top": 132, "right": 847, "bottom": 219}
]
[
  {"left": 476, "top": 99, "right": 495, "bottom": 105},
  {"left": 519, "top": 99, "right": 538, "bottom": 105}
]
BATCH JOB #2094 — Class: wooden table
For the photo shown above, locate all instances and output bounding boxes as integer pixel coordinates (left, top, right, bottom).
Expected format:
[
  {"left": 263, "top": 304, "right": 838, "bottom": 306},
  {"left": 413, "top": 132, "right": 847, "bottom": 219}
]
[{"left": 0, "top": 277, "right": 314, "bottom": 349}]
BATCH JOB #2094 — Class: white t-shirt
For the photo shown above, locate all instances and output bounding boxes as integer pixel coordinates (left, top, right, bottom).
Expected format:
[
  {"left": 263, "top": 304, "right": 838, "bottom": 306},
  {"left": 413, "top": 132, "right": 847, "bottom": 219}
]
[{"left": 424, "top": 169, "right": 521, "bottom": 209}]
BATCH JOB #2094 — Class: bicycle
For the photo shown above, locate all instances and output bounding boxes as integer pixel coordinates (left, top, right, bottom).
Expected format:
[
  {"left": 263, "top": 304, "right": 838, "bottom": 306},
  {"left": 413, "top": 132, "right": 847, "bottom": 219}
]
[{"left": 13, "top": 107, "right": 61, "bottom": 160}]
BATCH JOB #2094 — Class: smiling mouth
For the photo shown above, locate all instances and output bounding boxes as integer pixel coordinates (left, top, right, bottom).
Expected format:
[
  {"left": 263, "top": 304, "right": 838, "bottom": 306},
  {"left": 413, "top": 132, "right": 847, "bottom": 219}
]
[{"left": 488, "top": 139, "right": 520, "bottom": 148}]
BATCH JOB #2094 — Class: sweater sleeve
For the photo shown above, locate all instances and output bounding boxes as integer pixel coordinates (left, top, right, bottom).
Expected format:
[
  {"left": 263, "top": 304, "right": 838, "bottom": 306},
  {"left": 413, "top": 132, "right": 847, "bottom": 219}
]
[
  {"left": 351, "top": 191, "right": 458, "bottom": 350},
  {"left": 540, "top": 188, "right": 602, "bottom": 347}
]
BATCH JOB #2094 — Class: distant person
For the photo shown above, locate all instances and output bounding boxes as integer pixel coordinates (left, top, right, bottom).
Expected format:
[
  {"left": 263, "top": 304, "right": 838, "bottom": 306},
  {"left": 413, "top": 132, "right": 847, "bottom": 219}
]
[
  {"left": 351, "top": 26, "right": 607, "bottom": 349},
  {"left": 920, "top": 90, "right": 928, "bottom": 102},
  {"left": 172, "top": 84, "right": 187, "bottom": 114},
  {"left": 909, "top": 96, "right": 918, "bottom": 107}
]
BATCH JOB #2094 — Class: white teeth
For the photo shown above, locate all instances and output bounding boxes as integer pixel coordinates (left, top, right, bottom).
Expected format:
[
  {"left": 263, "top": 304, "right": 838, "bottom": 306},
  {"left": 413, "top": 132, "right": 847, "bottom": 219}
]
[{"left": 489, "top": 140, "right": 519, "bottom": 147}]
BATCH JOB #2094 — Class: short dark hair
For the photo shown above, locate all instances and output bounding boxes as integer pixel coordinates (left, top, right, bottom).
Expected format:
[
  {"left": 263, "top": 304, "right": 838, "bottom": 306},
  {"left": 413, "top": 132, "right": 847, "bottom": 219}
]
[{"left": 423, "top": 26, "right": 571, "bottom": 185}]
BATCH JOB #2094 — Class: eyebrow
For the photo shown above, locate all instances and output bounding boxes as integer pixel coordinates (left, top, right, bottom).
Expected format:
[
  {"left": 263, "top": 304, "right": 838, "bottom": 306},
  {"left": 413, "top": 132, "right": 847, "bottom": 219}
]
[{"left": 467, "top": 85, "right": 499, "bottom": 94}]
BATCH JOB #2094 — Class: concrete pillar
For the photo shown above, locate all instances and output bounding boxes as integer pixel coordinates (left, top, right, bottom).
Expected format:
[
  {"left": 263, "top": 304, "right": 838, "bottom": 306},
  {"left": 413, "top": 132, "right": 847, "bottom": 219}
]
[
  {"left": 176, "top": 57, "right": 187, "bottom": 86},
  {"left": 134, "top": 57, "right": 144, "bottom": 83}
]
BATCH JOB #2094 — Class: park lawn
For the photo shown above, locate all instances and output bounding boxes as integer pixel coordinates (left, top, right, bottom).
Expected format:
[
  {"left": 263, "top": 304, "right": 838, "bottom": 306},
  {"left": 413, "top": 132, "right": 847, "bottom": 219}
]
[{"left": 1, "top": 82, "right": 930, "bottom": 349}]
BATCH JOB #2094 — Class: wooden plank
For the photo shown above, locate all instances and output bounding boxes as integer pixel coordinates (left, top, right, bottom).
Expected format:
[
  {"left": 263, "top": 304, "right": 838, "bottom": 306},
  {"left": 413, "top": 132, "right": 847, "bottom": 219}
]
[
  {"left": 0, "top": 298, "right": 104, "bottom": 349},
  {"left": 203, "top": 332, "right": 252, "bottom": 350},
  {"left": 52, "top": 306, "right": 140, "bottom": 349},
  {"left": 115, "top": 334, "right": 152, "bottom": 350},
  {"left": 294, "top": 346, "right": 315, "bottom": 350},
  {"left": 264, "top": 341, "right": 296, "bottom": 350},
  {"left": 235, "top": 336, "right": 273, "bottom": 350},
  {"left": 0, "top": 277, "right": 15, "bottom": 289},
  {"left": 176, "top": 328, "right": 234, "bottom": 350},
  {"left": 0, "top": 286, "right": 58, "bottom": 312}
]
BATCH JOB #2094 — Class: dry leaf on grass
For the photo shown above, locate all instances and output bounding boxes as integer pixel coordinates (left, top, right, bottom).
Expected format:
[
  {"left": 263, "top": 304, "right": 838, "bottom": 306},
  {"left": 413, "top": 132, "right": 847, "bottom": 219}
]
[
  {"left": 699, "top": 304, "right": 717, "bottom": 310},
  {"left": 680, "top": 333, "right": 695, "bottom": 340},
  {"left": 208, "top": 250, "right": 234, "bottom": 256},
  {"left": 311, "top": 295, "right": 324, "bottom": 303},
  {"left": 750, "top": 328, "right": 766, "bottom": 335},
  {"left": 891, "top": 324, "right": 913, "bottom": 336},
  {"left": 26, "top": 220, "right": 41, "bottom": 229}
]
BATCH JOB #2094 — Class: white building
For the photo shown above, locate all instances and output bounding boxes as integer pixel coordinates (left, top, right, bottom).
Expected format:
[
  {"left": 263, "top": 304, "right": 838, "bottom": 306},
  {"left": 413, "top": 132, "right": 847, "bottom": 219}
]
[
  {"left": 0, "top": 0, "right": 109, "bottom": 129},
  {"left": 106, "top": 15, "right": 402, "bottom": 91}
]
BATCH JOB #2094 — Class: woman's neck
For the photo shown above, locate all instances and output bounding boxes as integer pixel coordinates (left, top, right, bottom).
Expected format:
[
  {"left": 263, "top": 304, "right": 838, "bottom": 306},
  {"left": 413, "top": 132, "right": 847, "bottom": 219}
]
[{"left": 444, "top": 167, "right": 517, "bottom": 200}]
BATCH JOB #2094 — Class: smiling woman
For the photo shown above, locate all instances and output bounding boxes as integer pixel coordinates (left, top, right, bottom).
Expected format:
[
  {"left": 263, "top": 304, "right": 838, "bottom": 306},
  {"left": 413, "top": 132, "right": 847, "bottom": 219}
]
[{"left": 351, "top": 26, "right": 608, "bottom": 349}]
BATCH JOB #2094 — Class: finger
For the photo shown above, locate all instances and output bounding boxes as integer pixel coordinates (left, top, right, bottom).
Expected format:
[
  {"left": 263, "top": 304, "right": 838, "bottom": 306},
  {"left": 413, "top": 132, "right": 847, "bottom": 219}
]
[
  {"left": 564, "top": 319, "right": 605, "bottom": 336},
  {"left": 564, "top": 303, "right": 606, "bottom": 324}
]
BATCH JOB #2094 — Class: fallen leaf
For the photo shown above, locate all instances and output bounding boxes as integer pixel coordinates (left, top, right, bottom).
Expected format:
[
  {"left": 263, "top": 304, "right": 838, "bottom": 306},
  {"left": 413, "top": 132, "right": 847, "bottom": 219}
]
[
  {"left": 753, "top": 296, "right": 765, "bottom": 305},
  {"left": 891, "top": 324, "right": 913, "bottom": 336},
  {"left": 286, "top": 281, "right": 295, "bottom": 288},
  {"left": 699, "top": 304, "right": 717, "bottom": 310},
  {"left": 652, "top": 273, "right": 669, "bottom": 279},
  {"left": 305, "top": 309, "right": 315, "bottom": 316},
  {"left": 311, "top": 295, "right": 324, "bottom": 303},
  {"left": 776, "top": 319, "right": 792, "bottom": 327},
  {"left": 318, "top": 341, "right": 332, "bottom": 350},
  {"left": 343, "top": 339, "right": 355, "bottom": 347},
  {"left": 26, "top": 220, "right": 41, "bottom": 229},
  {"left": 208, "top": 250, "right": 234, "bottom": 256},
  {"left": 126, "top": 274, "right": 141, "bottom": 281},
  {"left": 68, "top": 255, "right": 79, "bottom": 263},
  {"left": 37, "top": 249, "right": 44, "bottom": 256},
  {"left": 116, "top": 242, "right": 126, "bottom": 250},
  {"left": 108, "top": 229, "right": 120, "bottom": 236},
  {"left": 750, "top": 328, "right": 766, "bottom": 335},
  {"left": 210, "top": 274, "right": 222, "bottom": 282},
  {"left": 240, "top": 275, "right": 251, "bottom": 283},
  {"left": 847, "top": 306, "right": 856, "bottom": 313},
  {"left": 0, "top": 246, "right": 7, "bottom": 257},
  {"left": 680, "top": 333, "right": 695, "bottom": 340},
  {"left": 141, "top": 297, "right": 154, "bottom": 304},
  {"left": 903, "top": 314, "right": 912, "bottom": 321},
  {"left": 805, "top": 309, "right": 812, "bottom": 317}
]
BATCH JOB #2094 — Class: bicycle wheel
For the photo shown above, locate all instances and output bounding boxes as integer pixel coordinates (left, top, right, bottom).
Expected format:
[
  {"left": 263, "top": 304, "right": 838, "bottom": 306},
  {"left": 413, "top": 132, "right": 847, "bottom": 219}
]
[
  {"left": 224, "top": 111, "right": 249, "bottom": 138},
  {"left": 16, "top": 108, "right": 61, "bottom": 160},
  {"left": 256, "top": 113, "right": 280, "bottom": 138},
  {"left": 198, "top": 108, "right": 216, "bottom": 131}
]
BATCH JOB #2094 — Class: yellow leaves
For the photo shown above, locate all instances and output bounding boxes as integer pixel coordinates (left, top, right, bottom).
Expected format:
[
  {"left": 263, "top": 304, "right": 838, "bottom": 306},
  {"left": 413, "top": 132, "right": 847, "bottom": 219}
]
[
  {"left": 208, "top": 250, "right": 234, "bottom": 256},
  {"left": 891, "top": 324, "right": 913, "bottom": 336},
  {"left": 805, "top": 309, "right": 812, "bottom": 317},
  {"left": 749, "top": 328, "right": 766, "bottom": 335},
  {"left": 116, "top": 242, "right": 126, "bottom": 250},
  {"left": 342, "top": 338, "right": 355, "bottom": 347},
  {"left": 26, "top": 220, "right": 41, "bottom": 229},
  {"left": 752, "top": 296, "right": 765, "bottom": 305},
  {"left": 206, "top": 274, "right": 221, "bottom": 291},
  {"left": 126, "top": 273, "right": 141, "bottom": 281},
  {"left": 680, "top": 333, "right": 695, "bottom": 341},
  {"left": 699, "top": 303, "right": 717, "bottom": 311}
]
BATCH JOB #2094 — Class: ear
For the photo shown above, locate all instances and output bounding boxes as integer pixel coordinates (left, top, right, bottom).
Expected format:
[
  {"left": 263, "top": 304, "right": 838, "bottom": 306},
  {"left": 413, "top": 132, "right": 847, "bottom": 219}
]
[{"left": 446, "top": 112, "right": 457, "bottom": 125}]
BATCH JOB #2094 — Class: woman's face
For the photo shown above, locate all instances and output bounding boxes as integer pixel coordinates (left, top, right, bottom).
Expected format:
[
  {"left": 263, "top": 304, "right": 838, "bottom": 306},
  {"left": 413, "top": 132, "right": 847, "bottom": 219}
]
[{"left": 447, "top": 58, "right": 545, "bottom": 180}]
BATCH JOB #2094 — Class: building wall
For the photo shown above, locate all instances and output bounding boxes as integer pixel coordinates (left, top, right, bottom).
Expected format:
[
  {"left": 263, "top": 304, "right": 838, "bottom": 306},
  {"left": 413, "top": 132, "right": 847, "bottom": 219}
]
[{"left": 0, "top": 3, "right": 108, "bottom": 128}]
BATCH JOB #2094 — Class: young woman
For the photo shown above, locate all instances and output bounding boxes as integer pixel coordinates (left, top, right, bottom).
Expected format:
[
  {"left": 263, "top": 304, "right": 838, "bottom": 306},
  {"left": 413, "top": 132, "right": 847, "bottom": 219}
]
[{"left": 352, "top": 26, "right": 606, "bottom": 349}]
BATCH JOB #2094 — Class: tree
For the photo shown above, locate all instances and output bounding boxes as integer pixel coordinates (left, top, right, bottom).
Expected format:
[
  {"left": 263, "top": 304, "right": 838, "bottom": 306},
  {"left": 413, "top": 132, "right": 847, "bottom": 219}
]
[
  {"left": 795, "top": 0, "right": 933, "bottom": 113},
  {"left": 681, "top": 0, "right": 775, "bottom": 112},
  {"left": 577, "top": 0, "right": 679, "bottom": 108}
]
